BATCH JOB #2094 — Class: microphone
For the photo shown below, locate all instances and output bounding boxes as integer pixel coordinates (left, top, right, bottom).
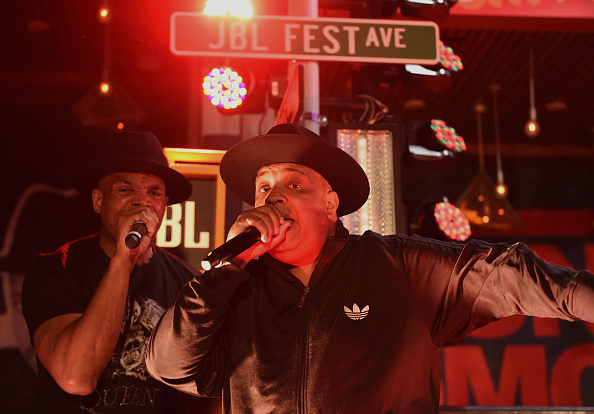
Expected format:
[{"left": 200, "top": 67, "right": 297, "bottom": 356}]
[
  {"left": 201, "top": 227, "right": 261, "bottom": 271},
  {"left": 125, "top": 222, "right": 147, "bottom": 249}
]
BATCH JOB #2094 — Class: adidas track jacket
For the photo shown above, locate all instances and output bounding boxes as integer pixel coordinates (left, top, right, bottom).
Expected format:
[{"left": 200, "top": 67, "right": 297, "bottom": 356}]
[{"left": 146, "top": 221, "right": 593, "bottom": 413}]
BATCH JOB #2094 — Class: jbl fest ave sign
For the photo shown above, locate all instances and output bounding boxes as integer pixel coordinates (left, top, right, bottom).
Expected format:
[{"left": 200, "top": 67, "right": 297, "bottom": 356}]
[{"left": 171, "top": 13, "right": 440, "bottom": 65}]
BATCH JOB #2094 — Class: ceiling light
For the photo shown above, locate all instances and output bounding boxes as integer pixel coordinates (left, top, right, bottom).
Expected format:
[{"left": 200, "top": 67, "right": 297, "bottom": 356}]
[
  {"left": 456, "top": 99, "right": 524, "bottom": 229},
  {"left": 72, "top": 79, "right": 146, "bottom": 130},
  {"left": 491, "top": 84, "right": 507, "bottom": 197},
  {"left": 73, "top": 3, "right": 145, "bottom": 130},
  {"left": 524, "top": 47, "right": 540, "bottom": 138}
]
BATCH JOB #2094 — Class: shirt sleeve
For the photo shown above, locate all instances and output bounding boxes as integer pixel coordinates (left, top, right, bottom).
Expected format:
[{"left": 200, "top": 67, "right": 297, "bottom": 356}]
[
  {"left": 145, "top": 261, "right": 251, "bottom": 397},
  {"left": 401, "top": 236, "right": 594, "bottom": 347},
  {"left": 21, "top": 252, "right": 89, "bottom": 344}
]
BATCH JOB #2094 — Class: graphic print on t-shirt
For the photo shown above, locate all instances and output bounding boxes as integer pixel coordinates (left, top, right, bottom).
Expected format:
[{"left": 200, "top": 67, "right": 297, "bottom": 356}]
[
  {"left": 115, "top": 297, "right": 164, "bottom": 381},
  {"left": 79, "top": 297, "right": 168, "bottom": 413}
]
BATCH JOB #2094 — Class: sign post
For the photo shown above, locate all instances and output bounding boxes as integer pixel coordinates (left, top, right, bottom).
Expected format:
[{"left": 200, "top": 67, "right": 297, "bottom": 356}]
[{"left": 171, "top": 13, "right": 440, "bottom": 65}]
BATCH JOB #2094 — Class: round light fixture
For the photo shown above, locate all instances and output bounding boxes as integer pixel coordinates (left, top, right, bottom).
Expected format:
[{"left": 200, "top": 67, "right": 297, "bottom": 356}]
[{"left": 203, "top": 67, "right": 247, "bottom": 110}]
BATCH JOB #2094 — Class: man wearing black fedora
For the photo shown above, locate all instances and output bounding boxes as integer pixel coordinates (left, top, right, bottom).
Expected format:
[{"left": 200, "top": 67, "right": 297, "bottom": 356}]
[
  {"left": 22, "top": 131, "right": 199, "bottom": 413},
  {"left": 146, "top": 123, "right": 594, "bottom": 413}
]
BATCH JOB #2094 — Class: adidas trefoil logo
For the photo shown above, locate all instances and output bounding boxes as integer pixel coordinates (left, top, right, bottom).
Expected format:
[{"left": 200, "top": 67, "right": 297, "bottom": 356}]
[{"left": 344, "top": 303, "right": 369, "bottom": 321}]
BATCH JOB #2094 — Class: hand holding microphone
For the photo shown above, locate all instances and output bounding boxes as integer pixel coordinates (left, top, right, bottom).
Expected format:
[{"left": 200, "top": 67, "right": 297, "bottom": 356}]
[
  {"left": 125, "top": 222, "right": 147, "bottom": 249},
  {"left": 201, "top": 227, "right": 262, "bottom": 271},
  {"left": 201, "top": 205, "right": 290, "bottom": 271}
]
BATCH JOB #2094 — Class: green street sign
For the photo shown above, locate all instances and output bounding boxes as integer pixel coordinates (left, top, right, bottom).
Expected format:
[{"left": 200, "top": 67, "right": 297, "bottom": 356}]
[{"left": 171, "top": 13, "right": 439, "bottom": 65}]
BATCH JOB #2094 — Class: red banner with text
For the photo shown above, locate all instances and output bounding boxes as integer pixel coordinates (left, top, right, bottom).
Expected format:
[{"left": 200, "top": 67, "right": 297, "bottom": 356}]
[{"left": 441, "top": 211, "right": 594, "bottom": 407}]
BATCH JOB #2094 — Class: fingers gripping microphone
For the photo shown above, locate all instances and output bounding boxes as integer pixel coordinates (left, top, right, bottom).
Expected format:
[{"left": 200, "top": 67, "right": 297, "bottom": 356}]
[
  {"left": 201, "top": 227, "right": 261, "bottom": 271},
  {"left": 125, "top": 222, "right": 147, "bottom": 249}
]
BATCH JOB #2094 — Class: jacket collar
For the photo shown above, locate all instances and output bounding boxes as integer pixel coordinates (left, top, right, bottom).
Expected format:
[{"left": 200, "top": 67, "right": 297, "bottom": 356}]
[{"left": 260, "top": 220, "right": 350, "bottom": 287}]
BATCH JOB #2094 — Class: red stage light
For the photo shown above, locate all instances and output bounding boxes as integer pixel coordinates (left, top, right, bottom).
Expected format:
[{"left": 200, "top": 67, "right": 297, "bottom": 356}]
[
  {"left": 401, "top": 41, "right": 462, "bottom": 92},
  {"left": 430, "top": 119, "right": 466, "bottom": 153},
  {"left": 438, "top": 41, "right": 463, "bottom": 72},
  {"left": 433, "top": 201, "right": 471, "bottom": 241}
]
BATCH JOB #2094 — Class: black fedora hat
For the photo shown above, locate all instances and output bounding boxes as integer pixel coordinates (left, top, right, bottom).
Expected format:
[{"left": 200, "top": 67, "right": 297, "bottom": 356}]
[
  {"left": 73, "top": 131, "right": 192, "bottom": 205},
  {"left": 220, "top": 123, "right": 370, "bottom": 217}
]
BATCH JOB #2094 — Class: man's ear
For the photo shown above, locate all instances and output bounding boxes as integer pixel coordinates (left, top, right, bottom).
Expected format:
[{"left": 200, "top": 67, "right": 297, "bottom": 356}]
[
  {"left": 91, "top": 189, "right": 102, "bottom": 214},
  {"left": 327, "top": 191, "right": 339, "bottom": 219}
]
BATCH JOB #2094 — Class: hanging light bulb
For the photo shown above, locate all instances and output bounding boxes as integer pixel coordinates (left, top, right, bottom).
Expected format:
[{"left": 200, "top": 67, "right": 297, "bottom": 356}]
[
  {"left": 495, "top": 182, "right": 508, "bottom": 197},
  {"left": 491, "top": 84, "right": 509, "bottom": 198},
  {"left": 456, "top": 98, "right": 525, "bottom": 230},
  {"left": 73, "top": 1, "right": 146, "bottom": 130},
  {"left": 99, "top": 81, "right": 111, "bottom": 95},
  {"left": 97, "top": 6, "right": 112, "bottom": 23},
  {"left": 524, "top": 47, "right": 540, "bottom": 138},
  {"left": 524, "top": 110, "right": 540, "bottom": 138}
]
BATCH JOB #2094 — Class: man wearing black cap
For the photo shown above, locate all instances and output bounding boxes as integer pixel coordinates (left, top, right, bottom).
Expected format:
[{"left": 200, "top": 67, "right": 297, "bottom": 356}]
[
  {"left": 146, "top": 123, "right": 594, "bottom": 413},
  {"left": 22, "top": 131, "right": 198, "bottom": 413}
]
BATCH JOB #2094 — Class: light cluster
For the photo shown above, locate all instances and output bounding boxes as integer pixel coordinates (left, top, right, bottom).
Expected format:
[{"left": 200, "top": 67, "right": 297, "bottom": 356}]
[
  {"left": 203, "top": 67, "right": 247, "bottom": 110},
  {"left": 430, "top": 119, "right": 467, "bottom": 153},
  {"left": 439, "top": 41, "right": 463, "bottom": 72},
  {"left": 434, "top": 201, "right": 471, "bottom": 242}
]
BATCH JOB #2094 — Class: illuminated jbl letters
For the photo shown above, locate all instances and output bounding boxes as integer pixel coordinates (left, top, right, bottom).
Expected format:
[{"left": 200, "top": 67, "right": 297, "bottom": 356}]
[{"left": 156, "top": 201, "right": 210, "bottom": 249}]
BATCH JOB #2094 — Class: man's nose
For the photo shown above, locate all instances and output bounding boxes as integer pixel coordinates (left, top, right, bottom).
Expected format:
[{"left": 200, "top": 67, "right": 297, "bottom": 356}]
[
  {"left": 132, "top": 192, "right": 151, "bottom": 207},
  {"left": 265, "top": 185, "right": 287, "bottom": 205}
]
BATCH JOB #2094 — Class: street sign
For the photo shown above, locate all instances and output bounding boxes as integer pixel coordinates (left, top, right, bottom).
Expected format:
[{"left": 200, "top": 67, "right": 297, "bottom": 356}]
[{"left": 171, "top": 13, "right": 439, "bottom": 65}]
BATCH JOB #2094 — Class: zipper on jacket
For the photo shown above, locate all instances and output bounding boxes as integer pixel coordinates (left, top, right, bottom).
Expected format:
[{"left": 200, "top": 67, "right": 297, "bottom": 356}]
[
  {"left": 298, "top": 285, "right": 309, "bottom": 308},
  {"left": 298, "top": 286, "right": 310, "bottom": 414}
]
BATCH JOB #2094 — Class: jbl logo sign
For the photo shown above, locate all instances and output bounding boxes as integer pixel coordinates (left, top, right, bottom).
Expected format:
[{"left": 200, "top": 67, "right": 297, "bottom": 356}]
[{"left": 156, "top": 201, "right": 211, "bottom": 249}]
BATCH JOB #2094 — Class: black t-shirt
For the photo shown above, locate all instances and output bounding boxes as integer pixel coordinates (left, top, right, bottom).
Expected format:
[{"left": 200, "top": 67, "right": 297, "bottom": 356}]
[{"left": 22, "top": 234, "right": 198, "bottom": 413}]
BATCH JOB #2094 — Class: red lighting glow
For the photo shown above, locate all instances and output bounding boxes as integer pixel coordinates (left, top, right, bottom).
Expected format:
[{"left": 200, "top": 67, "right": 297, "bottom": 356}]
[
  {"left": 430, "top": 119, "right": 467, "bottom": 153},
  {"left": 434, "top": 201, "right": 471, "bottom": 241},
  {"left": 203, "top": 67, "right": 247, "bottom": 110},
  {"left": 439, "top": 41, "right": 463, "bottom": 72}
]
